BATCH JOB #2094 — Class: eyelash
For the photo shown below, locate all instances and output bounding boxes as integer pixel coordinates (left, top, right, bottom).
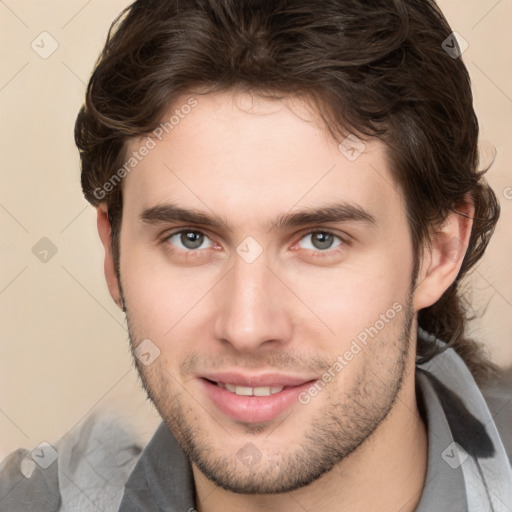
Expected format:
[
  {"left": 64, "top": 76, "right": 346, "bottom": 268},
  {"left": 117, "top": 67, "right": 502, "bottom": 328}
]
[
  {"left": 160, "top": 228, "right": 349, "bottom": 258},
  {"left": 294, "top": 229, "right": 348, "bottom": 257},
  {"left": 161, "top": 228, "right": 218, "bottom": 258}
]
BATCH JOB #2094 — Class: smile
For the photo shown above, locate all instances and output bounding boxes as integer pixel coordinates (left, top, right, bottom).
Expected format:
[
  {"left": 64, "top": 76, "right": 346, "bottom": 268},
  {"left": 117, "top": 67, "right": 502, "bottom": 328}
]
[{"left": 199, "top": 373, "right": 316, "bottom": 423}]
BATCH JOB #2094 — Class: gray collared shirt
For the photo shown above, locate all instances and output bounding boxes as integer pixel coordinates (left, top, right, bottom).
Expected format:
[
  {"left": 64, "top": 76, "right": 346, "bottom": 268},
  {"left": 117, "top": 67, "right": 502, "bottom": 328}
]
[
  {"left": 1, "top": 337, "right": 511, "bottom": 511},
  {"left": 118, "top": 341, "right": 512, "bottom": 511}
]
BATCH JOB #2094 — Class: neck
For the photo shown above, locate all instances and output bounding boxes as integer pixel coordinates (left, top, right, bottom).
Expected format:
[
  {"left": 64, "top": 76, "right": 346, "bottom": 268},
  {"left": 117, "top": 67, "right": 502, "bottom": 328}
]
[{"left": 193, "top": 365, "right": 428, "bottom": 512}]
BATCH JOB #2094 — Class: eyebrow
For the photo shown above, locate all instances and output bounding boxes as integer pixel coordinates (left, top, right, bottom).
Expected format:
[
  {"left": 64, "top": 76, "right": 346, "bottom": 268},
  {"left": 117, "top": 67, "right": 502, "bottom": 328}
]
[
  {"left": 273, "top": 202, "right": 376, "bottom": 229},
  {"left": 139, "top": 201, "right": 376, "bottom": 231},
  {"left": 140, "top": 203, "right": 232, "bottom": 231}
]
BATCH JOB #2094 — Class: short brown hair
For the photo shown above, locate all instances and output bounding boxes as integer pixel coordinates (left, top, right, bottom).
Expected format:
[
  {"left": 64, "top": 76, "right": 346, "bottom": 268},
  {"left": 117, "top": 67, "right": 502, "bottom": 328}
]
[{"left": 75, "top": 0, "right": 500, "bottom": 385}]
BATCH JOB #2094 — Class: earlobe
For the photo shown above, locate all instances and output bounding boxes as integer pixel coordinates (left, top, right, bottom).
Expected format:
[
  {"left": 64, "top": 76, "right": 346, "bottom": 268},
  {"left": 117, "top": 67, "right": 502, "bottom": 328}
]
[
  {"left": 413, "top": 200, "right": 474, "bottom": 311},
  {"left": 96, "top": 205, "right": 123, "bottom": 310}
]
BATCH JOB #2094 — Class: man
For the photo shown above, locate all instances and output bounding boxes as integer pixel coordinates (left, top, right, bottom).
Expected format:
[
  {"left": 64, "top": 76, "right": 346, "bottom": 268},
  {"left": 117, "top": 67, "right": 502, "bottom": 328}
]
[{"left": 1, "top": 0, "right": 511, "bottom": 511}]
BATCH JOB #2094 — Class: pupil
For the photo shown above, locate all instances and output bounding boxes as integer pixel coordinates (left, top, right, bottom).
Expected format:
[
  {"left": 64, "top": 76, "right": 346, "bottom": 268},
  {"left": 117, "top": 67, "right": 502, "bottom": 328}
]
[
  {"left": 313, "top": 232, "right": 333, "bottom": 250},
  {"left": 182, "top": 231, "right": 203, "bottom": 249}
]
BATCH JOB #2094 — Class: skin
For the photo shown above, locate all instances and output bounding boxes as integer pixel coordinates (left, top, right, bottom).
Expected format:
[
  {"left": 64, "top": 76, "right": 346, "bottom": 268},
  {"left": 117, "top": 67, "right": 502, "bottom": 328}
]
[{"left": 97, "top": 90, "right": 474, "bottom": 512}]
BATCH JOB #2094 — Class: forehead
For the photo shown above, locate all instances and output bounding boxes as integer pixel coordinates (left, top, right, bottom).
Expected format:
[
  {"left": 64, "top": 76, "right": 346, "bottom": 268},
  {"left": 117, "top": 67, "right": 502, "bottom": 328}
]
[{"left": 122, "top": 90, "right": 402, "bottom": 226}]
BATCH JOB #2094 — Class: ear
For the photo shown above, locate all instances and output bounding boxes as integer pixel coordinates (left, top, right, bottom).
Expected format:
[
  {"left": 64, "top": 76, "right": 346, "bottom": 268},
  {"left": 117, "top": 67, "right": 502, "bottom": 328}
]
[
  {"left": 413, "top": 198, "right": 474, "bottom": 311},
  {"left": 96, "top": 204, "right": 123, "bottom": 310}
]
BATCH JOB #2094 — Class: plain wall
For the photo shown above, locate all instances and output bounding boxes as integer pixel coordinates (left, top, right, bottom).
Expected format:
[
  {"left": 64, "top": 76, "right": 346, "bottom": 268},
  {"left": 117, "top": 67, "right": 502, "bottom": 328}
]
[{"left": 1, "top": 0, "right": 511, "bottom": 459}]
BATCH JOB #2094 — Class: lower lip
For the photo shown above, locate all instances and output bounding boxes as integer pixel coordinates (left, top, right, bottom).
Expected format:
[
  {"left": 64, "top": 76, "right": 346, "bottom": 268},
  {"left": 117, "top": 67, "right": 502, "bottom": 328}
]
[{"left": 200, "top": 379, "right": 314, "bottom": 423}]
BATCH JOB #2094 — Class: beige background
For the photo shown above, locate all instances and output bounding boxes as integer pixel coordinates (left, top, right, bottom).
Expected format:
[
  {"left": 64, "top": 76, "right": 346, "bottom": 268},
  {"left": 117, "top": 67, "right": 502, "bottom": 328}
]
[{"left": 1, "top": 0, "right": 511, "bottom": 459}]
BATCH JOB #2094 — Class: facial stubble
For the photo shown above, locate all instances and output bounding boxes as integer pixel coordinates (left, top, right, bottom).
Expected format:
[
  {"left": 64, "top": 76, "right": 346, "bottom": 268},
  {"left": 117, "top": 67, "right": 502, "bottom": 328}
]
[{"left": 123, "top": 288, "right": 414, "bottom": 495}]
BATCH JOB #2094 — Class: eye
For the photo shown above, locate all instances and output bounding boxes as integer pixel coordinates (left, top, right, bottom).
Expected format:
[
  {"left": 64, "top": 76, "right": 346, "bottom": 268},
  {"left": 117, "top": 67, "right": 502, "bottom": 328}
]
[
  {"left": 297, "top": 231, "right": 343, "bottom": 251},
  {"left": 166, "top": 230, "right": 214, "bottom": 251}
]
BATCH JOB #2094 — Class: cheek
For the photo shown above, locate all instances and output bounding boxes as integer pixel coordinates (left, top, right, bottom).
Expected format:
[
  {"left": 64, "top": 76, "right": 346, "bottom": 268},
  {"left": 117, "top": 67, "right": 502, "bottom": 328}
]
[
  {"left": 120, "top": 238, "right": 224, "bottom": 345},
  {"left": 120, "top": 244, "right": 181, "bottom": 333},
  {"left": 286, "top": 248, "right": 413, "bottom": 347}
]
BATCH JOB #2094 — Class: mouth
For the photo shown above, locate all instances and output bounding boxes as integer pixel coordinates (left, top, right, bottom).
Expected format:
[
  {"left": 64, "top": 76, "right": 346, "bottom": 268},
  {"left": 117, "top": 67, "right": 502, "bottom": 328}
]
[{"left": 199, "top": 373, "right": 316, "bottom": 424}]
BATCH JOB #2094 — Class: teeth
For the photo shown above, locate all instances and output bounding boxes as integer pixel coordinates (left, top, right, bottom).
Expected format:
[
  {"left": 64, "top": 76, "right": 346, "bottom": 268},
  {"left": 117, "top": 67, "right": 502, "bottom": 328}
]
[
  {"left": 253, "top": 387, "right": 271, "bottom": 396},
  {"left": 218, "top": 383, "right": 284, "bottom": 396}
]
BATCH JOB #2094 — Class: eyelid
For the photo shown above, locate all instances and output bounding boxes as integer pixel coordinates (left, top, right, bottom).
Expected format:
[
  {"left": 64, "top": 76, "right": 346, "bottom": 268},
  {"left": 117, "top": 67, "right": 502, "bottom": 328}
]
[
  {"left": 161, "top": 226, "right": 209, "bottom": 239},
  {"left": 161, "top": 227, "right": 216, "bottom": 249},
  {"left": 294, "top": 228, "right": 351, "bottom": 245},
  {"left": 160, "top": 226, "right": 351, "bottom": 255}
]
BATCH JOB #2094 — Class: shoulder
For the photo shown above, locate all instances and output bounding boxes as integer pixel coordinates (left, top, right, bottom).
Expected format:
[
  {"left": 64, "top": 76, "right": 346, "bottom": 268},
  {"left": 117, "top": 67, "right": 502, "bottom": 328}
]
[
  {"left": 0, "top": 446, "right": 60, "bottom": 511},
  {"left": 482, "top": 367, "right": 512, "bottom": 465},
  {"left": 0, "top": 410, "right": 147, "bottom": 512}
]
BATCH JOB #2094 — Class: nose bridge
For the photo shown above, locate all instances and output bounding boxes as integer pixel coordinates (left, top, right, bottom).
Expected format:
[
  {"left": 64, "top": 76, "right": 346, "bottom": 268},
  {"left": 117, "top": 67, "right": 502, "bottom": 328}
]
[{"left": 213, "top": 251, "right": 292, "bottom": 350}]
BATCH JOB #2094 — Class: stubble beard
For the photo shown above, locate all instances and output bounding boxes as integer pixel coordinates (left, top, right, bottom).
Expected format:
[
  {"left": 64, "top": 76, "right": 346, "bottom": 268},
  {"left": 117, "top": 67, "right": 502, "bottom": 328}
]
[{"left": 125, "top": 296, "right": 414, "bottom": 494}]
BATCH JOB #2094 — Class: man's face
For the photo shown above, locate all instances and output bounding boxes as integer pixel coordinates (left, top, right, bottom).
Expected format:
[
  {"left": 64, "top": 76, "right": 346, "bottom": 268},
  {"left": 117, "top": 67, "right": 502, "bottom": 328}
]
[{"left": 118, "top": 91, "right": 417, "bottom": 493}]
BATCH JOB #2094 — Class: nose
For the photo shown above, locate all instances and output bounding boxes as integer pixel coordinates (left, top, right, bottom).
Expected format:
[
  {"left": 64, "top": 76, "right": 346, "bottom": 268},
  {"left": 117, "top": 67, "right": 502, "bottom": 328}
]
[{"left": 212, "top": 252, "right": 293, "bottom": 352}]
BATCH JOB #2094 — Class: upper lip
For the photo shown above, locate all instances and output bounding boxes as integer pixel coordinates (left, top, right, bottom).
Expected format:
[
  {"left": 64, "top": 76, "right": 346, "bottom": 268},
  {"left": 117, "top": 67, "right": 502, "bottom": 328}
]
[{"left": 200, "top": 371, "right": 316, "bottom": 388}]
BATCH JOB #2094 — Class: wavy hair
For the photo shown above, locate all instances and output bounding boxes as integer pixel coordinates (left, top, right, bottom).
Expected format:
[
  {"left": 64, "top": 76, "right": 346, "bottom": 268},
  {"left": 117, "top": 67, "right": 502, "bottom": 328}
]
[{"left": 75, "top": 0, "right": 500, "bottom": 385}]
